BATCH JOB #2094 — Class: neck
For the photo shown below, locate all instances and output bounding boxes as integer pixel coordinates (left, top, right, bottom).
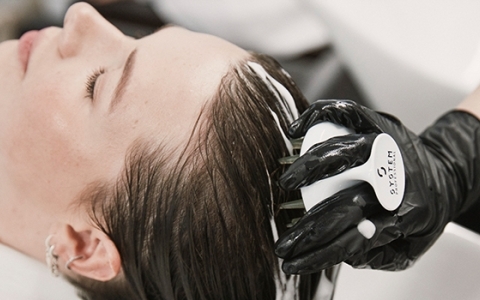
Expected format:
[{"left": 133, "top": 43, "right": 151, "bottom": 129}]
[
  {"left": 0, "top": 192, "right": 52, "bottom": 262},
  {"left": 0, "top": 163, "right": 56, "bottom": 262}
]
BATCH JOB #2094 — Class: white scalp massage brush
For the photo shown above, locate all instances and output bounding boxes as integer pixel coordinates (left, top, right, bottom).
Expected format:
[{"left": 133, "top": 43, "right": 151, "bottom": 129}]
[{"left": 282, "top": 122, "right": 406, "bottom": 239}]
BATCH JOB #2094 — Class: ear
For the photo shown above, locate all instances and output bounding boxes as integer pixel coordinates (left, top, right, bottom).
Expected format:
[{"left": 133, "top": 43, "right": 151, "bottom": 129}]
[{"left": 51, "top": 223, "right": 121, "bottom": 282}]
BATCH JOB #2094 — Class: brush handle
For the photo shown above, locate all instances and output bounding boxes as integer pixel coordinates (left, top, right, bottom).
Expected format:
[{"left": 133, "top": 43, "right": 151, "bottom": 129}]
[{"left": 300, "top": 123, "right": 405, "bottom": 211}]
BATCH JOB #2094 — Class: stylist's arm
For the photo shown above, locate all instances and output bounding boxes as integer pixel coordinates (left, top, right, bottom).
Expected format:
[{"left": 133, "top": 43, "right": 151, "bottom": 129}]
[{"left": 274, "top": 95, "right": 480, "bottom": 274}]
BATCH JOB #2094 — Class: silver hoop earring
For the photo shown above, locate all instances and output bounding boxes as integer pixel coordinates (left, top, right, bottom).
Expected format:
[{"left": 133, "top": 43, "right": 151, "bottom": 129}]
[
  {"left": 65, "top": 255, "right": 84, "bottom": 270},
  {"left": 45, "top": 235, "right": 59, "bottom": 277}
]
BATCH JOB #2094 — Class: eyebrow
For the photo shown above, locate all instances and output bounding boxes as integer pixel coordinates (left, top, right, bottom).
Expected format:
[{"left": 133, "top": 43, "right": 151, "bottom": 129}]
[{"left": 110, "top": 48, "right": 138, "bottom": 112}]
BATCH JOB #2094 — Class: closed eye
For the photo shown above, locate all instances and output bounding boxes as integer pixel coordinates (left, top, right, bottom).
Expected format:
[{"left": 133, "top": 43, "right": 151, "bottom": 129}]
[{"left": 85, "top": 67, "right": 105, "bottom": 100}]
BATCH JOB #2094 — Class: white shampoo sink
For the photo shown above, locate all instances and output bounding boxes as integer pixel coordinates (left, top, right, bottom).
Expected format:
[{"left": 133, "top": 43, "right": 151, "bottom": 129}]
[
  {"left": 334, "top": 223, "right": 480, "bottom": 300},
  {"left": 0, "top": 243, "right": 79, "bottom": 299}
]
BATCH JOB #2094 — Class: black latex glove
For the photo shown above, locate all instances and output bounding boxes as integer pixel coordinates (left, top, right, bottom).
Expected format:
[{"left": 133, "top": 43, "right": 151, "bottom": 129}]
[{"left": 275, "top": 100, "right": 480, "bottom": 274}]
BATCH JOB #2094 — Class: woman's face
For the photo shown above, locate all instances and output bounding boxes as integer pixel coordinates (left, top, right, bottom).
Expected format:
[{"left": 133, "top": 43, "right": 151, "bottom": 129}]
[{"left": 0, "top": 3, "right": 246, "bottom": 209}]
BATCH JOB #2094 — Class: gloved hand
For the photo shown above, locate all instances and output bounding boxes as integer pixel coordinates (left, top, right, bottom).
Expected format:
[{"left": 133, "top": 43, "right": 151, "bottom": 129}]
[{"left": 275, "top": 100, "right": 480, "bottom": 274}]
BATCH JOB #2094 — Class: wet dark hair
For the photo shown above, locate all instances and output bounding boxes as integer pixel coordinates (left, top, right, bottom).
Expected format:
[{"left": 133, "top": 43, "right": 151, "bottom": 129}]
[{"left": 68, "top": 53, "right": 335, "bottom": 299}]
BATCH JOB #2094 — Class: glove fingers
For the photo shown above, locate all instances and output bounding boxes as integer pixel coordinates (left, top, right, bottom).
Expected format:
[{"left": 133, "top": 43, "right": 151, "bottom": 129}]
[
  {"left": 346, "top": 220, "right": 446, "bottom": 271},
  {"left": 346, "top": 240, "right": 413, "bottom": 271},
  {"left": 275, "top": 183, "right": 381, "bottom": 259},
  {"left": 281, "top": 225, "right": 376, "bottom": 274},
  {"left": 279, "top": 133, "right": 377, "bottom": 190},
  {"left": 288, "top": 100, "right": 382, "bottom": 138},
  {"left": 342, "top": 212, "right": 407, "bottom": 270},
  {"left": 365, "top": 211, "right": 403, "bottom": 248},
  {"left": 280, "top": 209, "right": 401, "bottom": 274},
  {"left": 394, "top": 196, "right": 436, "bottom": 237}
]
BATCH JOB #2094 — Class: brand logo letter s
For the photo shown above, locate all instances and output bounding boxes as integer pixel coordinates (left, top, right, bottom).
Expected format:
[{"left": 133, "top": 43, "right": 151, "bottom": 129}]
[{"left": 377, "top": 167, "right": 387, "bottom": 177}]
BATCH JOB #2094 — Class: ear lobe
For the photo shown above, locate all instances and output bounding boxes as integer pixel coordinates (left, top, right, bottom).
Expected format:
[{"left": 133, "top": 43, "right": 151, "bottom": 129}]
[{"left": 52, "top": 223, "right": 121, "bottom": 282}]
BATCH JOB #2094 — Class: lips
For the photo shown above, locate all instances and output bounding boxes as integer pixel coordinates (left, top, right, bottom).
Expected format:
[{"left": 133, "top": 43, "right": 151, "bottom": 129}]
[{"left": 18, "top": 30, "right": 40, "bottom": 73}]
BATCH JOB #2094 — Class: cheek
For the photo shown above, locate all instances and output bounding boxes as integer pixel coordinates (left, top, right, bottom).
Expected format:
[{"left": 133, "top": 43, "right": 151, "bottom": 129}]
[{"left": 6, "top": 85, "right": 95, "bottom": 187}]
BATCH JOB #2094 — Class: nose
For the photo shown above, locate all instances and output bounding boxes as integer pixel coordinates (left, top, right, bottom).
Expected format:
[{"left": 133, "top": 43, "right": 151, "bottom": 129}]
[{"left": 59, "top": 2, "right": 123, "bottom": 58}]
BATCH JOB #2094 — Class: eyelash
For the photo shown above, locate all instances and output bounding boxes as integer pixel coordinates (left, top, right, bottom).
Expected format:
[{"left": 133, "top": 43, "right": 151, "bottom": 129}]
[{"left": 85, "top": 67, "right": 106, "bottom": 100}]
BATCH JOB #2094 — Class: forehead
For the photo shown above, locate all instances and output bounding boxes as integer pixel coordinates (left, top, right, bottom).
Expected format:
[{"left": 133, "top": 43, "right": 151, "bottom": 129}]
[{"left": 124, "top": 27, "right": 248, "bottom": 145}]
